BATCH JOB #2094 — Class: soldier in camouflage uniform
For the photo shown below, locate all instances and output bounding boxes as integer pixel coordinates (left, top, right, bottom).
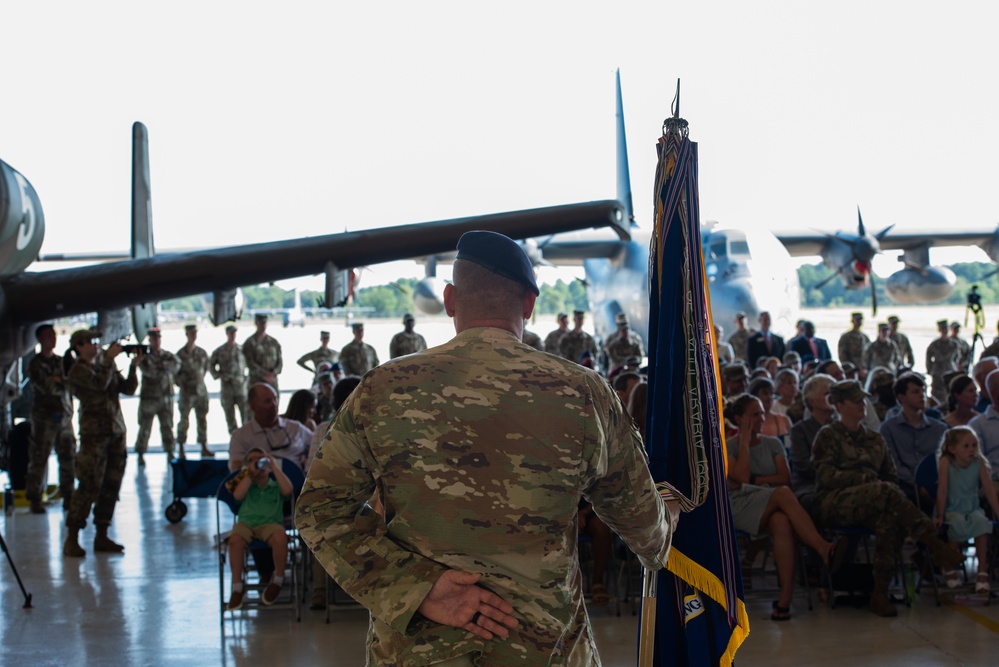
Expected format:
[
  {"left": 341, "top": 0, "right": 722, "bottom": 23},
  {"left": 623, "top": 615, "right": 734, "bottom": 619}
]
[
  {"left": 727, "top": 311, "right": 751, "bottom": 362},
  {"left": 339, "top": 322, "right": 379, "bottom": 375},
  {"left": 25, "top": 324, "right": 76, "bottom": 513},
  {"left": 837, "top": 312, "right": 870, "bottom": 379},
  {"left": 296, "top": 330, "right": 337, "bottom": 378},
  {"left": 63, "top": 329, "right": 139, "bottom": 558},
  {"left": 135, "top": 328, "right": 181, "bottom": 463},
  {"left": 864, "top": 323, "right": 901, "bottom": 374},
  {"left": 813, "top": 380, "right": 963, "bottom": 616},
  {"left": 604, "top": 313, "right": 645, "bottom": 371},
  {"left": 542, "top": 312, "right": 568, "bottom": 353},
  {"left": 296, "top": 231, "right": 677, "bottom": 665},
  {"left": 949, "top": 321, "right": 972, "bottom": 371},
  {"left": 558, "top": 310, "right": 598, "bottom": 366},
  {"left": 887, "top": 315, "right": 914, "bottom": 369},
  {"left": 210, "top": 325, "right": 249, "bottom": 434},
  {"left": 522, "top": 327, "right": 543, "bottom": 351},
  {"left": 176, "top": 325, "right": 212, "bottom": 458},
  {"left": 926, "top": 319, "right": 960, "bottom": 406},
  {"left": 244, "top": 313, "right": 283, "bottom": 392},
  {"left": 389, "top": 314, "right": 428, "bottom": 359}
]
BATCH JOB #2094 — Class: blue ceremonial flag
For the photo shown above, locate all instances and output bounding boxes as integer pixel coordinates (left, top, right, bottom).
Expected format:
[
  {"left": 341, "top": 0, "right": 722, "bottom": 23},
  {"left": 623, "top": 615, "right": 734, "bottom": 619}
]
[{"left": 641, "top": 104, "right": 749, "bottom": 666}]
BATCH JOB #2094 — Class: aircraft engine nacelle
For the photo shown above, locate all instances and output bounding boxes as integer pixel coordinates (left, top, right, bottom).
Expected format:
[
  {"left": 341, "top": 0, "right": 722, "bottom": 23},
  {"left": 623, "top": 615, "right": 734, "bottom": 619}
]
[
  {"left": 413, "top": 276, "right": 445, "bottom": 315},
  {"left": 0, "top": 159, "right": 46, "bottom": 277},
  {"left": 884, "top": 265, "right": 956, "bottom": 304}
]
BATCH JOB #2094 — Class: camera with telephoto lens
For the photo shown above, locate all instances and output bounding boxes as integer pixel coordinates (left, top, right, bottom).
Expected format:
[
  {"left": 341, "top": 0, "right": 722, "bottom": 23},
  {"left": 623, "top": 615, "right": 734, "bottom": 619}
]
[
  {"left": 257, "top": 457, "right": 271, "bottom": 470},
  {"left": 119, "top": 343, "right": 150, "bottom": 356}
]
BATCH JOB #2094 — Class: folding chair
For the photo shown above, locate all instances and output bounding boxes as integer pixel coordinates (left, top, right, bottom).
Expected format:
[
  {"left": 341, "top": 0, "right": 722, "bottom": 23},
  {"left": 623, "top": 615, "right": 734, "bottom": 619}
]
[
  {"left": 735, "top": 529, "right": 814, "bottom": 612},
  {"left": 217, "top": 457, "right": 305, "bottom": 625}
]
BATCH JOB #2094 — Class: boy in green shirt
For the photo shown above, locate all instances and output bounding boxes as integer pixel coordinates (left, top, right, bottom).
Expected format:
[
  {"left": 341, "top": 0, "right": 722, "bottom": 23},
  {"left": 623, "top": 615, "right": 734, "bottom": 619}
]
[{"left": 226, "top": 447, "right": 293, "bottom": 610}]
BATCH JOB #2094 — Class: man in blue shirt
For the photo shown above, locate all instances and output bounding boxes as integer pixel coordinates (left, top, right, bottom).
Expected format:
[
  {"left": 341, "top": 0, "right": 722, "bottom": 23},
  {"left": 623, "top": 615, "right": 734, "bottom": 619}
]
[{"left": 879, "top": 373, "right": 947, "bottom": 510}]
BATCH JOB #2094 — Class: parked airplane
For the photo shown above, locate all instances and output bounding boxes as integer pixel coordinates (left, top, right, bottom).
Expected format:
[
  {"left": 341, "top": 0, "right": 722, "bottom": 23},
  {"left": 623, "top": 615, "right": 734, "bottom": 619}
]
[
  {"left": 0, "top": 124, "right": 627, "bottom": 382},
  {"left": 409, "top": 71, "right": 999, "bottom": 351}
]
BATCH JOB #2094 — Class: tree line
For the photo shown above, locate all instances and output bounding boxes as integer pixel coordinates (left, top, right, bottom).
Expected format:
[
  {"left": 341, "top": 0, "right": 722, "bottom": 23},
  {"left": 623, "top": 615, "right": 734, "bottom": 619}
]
[{"left": 159, "top": 262, "right": 999, "bottom": 317}]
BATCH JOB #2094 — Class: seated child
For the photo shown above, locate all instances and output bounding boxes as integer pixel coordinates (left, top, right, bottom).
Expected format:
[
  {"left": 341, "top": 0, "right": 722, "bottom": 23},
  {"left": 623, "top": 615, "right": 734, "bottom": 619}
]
[
  {"left": 935, "top": 427, "right": 999, "bottom": 593},
  {"left": 226, "top": 447, "right": 293, "bottom": 610}
]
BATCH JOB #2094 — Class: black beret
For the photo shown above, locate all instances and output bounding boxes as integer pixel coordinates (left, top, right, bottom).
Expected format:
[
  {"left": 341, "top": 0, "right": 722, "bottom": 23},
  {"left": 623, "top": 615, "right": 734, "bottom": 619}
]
[{"left": 455, "top": 230, "right": 539, "bottom": 296}]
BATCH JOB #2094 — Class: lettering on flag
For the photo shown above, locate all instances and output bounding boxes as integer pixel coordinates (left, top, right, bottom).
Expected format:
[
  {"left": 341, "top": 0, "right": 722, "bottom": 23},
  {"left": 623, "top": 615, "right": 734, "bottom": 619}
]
[{"left": 683, "top": 591, "right": 705, "bottom": 625}]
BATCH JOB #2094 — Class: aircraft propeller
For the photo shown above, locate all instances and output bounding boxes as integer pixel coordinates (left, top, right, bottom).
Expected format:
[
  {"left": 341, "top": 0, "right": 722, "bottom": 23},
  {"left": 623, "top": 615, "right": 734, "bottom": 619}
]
[{"left": 811, "top": 208, "right": 894, "bottom": 316}]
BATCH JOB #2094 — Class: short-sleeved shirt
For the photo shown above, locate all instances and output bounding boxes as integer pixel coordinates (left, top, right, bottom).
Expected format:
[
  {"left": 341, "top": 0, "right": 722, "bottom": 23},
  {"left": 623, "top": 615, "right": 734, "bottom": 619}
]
[
  {"left": 238, "top": 478, "right": 287, "bottom": 527},
  {"left": 228, "top": 417, "right": 314, "bottom": 468}
]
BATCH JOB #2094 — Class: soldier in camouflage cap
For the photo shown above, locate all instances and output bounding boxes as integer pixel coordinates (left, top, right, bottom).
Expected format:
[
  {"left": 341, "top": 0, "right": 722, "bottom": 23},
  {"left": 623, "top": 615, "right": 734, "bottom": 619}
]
[
  {"left": 813, "top": 379, "right": 963, "bottom": 616},
  {"left": 296, "top": 230, "right": 677, "bottom": 665},
  {"left": 542, "top": 312, "right": 569, "bottom": 354},
  {"left": 135, "top": 328, "right": 181, "bottom": 464},
  {"left": 604, "top": 312, "right": 645, "bottom": 372},
  {"left": 210, "top": 325, "right": 249, "bottom": 433},
  {"left": 389, "top": 314, "right": 428, "bottom": 359},
  {"left": 926, "top": 319, "right": 960, "bottom": 405},
  {"left": 558, "top": 309, "right": 598, "bottom": 367},
  {"left": 864, "top": 323, "right": 901, "bottom": 374},
  {"left": 837, "top": 312, "right": 870, "bottom": 380},
  {"left": 63, "top": 331, "right": 139, "bottom": 557},
  {"left": 339, "top": 322, "right": 380, "bottom": 375},
  {"left": 297, "top": 330, "right": 338, "bottom": 378},
  {"left": 176, "top": 324, "right": 213, "bottom": 458},
  {"left": 887, "top": 315, "right": 914, "bottom": 369},
  {"left": 243, "top": 313, "right": 283, "bottom": 393}
]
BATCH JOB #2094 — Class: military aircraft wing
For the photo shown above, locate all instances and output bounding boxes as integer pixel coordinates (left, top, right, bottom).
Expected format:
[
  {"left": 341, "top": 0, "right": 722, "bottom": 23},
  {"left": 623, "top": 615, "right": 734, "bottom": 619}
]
[
  {"left": 775, "top": 228, "right": 998, "bottom": 257},
  {"left": 2, "top": 199, "right": 626, "bottom": 328}
]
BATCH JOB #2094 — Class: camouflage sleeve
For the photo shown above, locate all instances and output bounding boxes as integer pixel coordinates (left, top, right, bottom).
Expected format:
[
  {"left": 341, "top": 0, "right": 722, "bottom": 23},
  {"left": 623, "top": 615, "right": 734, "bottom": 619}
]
[
  {"left": 28, "top": 356, "right": 61, "bottom": 397},
  {"left": 295, "top": 406, "right": 449, "bottom": 635},
  {"left": 67, "top": 360, "right": 113, "bottom": 397},
  {"left": 243, "top": 339, "right": 263, "bottom": 376},
  {"left": 875, "top": 437, "right": 899, "bottom": 485},
  {"left": 209, "top": 348, "right": 221, "bottom": 380},
  {"left": 296, "top": 351, "right": 313, "bottom": 373},
  {"left": 813, "top": 429, "right": 874, "bottom": 490},
  {"left": 167, "top": 352, "right": 182, "bottom": 376},
  {"left": 389, "top": 335, "right": 401, "bottom": 359},
  {"left": 274, "top": 341, "right": 283, "bottom": 374},
  {"left": 581, "top": 376, "right": 669, "bottom": 570}
]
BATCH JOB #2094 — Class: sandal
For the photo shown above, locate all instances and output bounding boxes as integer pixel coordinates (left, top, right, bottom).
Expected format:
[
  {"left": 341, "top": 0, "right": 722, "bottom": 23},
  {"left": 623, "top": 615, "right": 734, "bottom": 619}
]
[
  {"left": 943, "top": 569, "right": 961, "bottom": 589},
  {"left": 591, "top": 583, "right": 609, "bottom": 606},
  {"left": 771, "top": 600, "right": 791, "bottom": 621},
  {"left": 975, "top": 572, "right": 990, "bottom": 595}
]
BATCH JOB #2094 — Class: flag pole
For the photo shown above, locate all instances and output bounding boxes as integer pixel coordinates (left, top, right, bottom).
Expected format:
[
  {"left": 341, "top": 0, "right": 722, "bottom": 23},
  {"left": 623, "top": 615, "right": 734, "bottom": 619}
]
[{"left": 638, "top": 567, "right": 658, "bottom": 667}]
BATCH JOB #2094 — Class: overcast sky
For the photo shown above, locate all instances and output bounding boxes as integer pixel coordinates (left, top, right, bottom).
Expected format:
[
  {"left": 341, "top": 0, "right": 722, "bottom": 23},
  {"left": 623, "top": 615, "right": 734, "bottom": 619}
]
[{"left": 3, "top": 2, "right": 996, "bottom": 288}]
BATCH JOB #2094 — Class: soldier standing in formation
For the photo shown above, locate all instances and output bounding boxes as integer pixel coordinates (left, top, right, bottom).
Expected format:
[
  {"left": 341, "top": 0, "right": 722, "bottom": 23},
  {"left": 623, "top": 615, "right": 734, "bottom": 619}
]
[
  {"left": 864, "top": 323, "right": 901, "bottom": 374},
  {"left": 887, "top": 315, "right": 914, "bottom": 368},
  {"left": 297, "top": 330, "right": 337, "bottom": 379},
  {"left": 543, "top": 312, "right": 568, "bottom": 353},
  {"left": 558, "top": 310, "right": 598, "bottom": 365},
  {"left": 135, "top": 328, "right": 180, "bottom": 465},
  {"left": 64, "top": 329, "right": 139, "bottom": 558},
  {"left": 604, "top": 313, "right": 645, "bottom": 371},
  {"left": 522, "top": 327, "right": 544, "bottom": 351},
  {"left": 244, "top": 313, "right": 283, "bottom": 392},
  {"left": 926, "top": 319, "right": 960, "bottom": 406},
  {"left": 176, "top": 324, "right": 213, "bottom": 458},
  {"left": 340, "top": 322, "right": 379, "bottom": 375},
  {"left": 210, "top": 324, "right": 249, "bottom": 434},
  {"left": 837, "top": 312, "right": 870, "bottom": 380},
  {"left": 727, "top": 311, "right": 752, "bottom": 362},
  {"left": 389, "top": 314, "right": 428, "bottom": 359},
  {"left": 26, "top": 324, "right": 76, "bottom": 514},
  {"left": 950, "top": 321, "right": 972, "bottom": 371}
]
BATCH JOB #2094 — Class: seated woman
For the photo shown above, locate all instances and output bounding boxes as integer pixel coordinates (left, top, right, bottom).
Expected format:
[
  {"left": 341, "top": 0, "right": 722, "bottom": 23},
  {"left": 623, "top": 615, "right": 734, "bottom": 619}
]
[
  {"left": 943, "top": 374, "right": 980, "bottom": 427},
  {"left": 282, "top": 389, "right": 318, "bottom": 432},
  {"left": 771, "top": 368, "right": 799, "bottom": 418},
  {"left": 748, "top": 377, "right": 792, "bottom": 438},
  {"left": 788, "top": 373, "right": 836, "bottom": 512},
  {"left": 726, "top": 393, "right": 845, "bottom": 620}
]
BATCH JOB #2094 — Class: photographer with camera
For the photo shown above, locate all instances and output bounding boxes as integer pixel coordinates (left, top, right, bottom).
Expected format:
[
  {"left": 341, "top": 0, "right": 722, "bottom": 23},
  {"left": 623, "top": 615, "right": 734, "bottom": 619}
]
[
  {"left": 135, "top": 328, "right": 181, "bottom": 465},
  {"left": 62, "top": 328, "right": 139, "bottom": 558},
  {"left": 224, "top": 447, "right": 292, "bottom": 610}
]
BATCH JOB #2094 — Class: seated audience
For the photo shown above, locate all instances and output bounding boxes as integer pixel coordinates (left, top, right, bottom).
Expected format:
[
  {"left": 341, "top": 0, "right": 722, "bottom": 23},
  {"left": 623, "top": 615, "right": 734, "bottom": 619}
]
[
  {"left": 944, "top": 374, "right": 980, "bottom": 428},
  {"left": 283, "top": 388, "right": 318, "bottom": 431},
  {"left": 748, "top": 377, "right": 792, "bottom": 438},
  {"left": 788, "top": 373, "right": 836, "bottom": 510},
  {"left": 865, "top": 367, "right": 897, "bottom": 422},
  {"left": 771, "top": 369, "right": 799, "bottom": 418}
]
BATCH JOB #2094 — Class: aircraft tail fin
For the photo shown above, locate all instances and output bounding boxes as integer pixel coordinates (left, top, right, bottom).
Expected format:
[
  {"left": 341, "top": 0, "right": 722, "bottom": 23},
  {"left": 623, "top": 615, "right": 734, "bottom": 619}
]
[
  {"left": 129, "top": 121, "right": 157, "bottom": 334},
  {"left": 615, "top": 69, "right": 636, "bottom": 227}
]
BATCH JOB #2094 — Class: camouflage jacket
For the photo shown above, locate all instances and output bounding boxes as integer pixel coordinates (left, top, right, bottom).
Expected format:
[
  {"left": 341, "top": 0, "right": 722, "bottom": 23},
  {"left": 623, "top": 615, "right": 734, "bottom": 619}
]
[
  {"left": 864, "top": 338, "right": 901, "bottom": 373},
  {"left": 339, "top": 341, "right": 379, "bottom": 376},
  {"left": 837, "top": 330, "right": 870, "bottom": 369},
  {"left": 727, "top": 328, "right": 750, "bottom": 362},
  {"left": 890, "top": 332, "right": 914, "bottom": 368},
  {"left": 297, "top": 346, "right": 338, "bottom": 372},
  {"left": 243, "top": 334, "right": 283, "bottom": 383},
  {"left": 137, "top": 350, "right": 181, "bottom": 399},
  {"left": 175, "top": 345, "right": 210, "bottom": 396},
  {"left": 925, "top": 337, "right": 959, "bottom": 377},
  {"left": 558, "top": 329, "right": 598, "bottom": 365},
  {"left": 604, "top": 331, "right": 645, "bottom": 369},
  {"left": 296, "top": 327, "right": 669, "bottom": 666},
  {"left": 28, "top": 352, "right": 72, "bottom": 420},
  {"left": 67, "top": 355, "right": 138, "bottom": 436},
  {"left": 210, "top": 342, "right": 247, "bottom": 387},
  {"left": 951, "top": 335, "right": 971, "bottom": 369},
  {"left": 543, "top": 328, "right": 567, "bottom": 354},
  {"left": 522, "top": 329, "right": 543, "bottom": 352},
  {"left": 812, "top": 421, "right": 898, "bottom": 513},
  {"left": 389, "top": 331, "right": 428, "bottom": 359}
]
